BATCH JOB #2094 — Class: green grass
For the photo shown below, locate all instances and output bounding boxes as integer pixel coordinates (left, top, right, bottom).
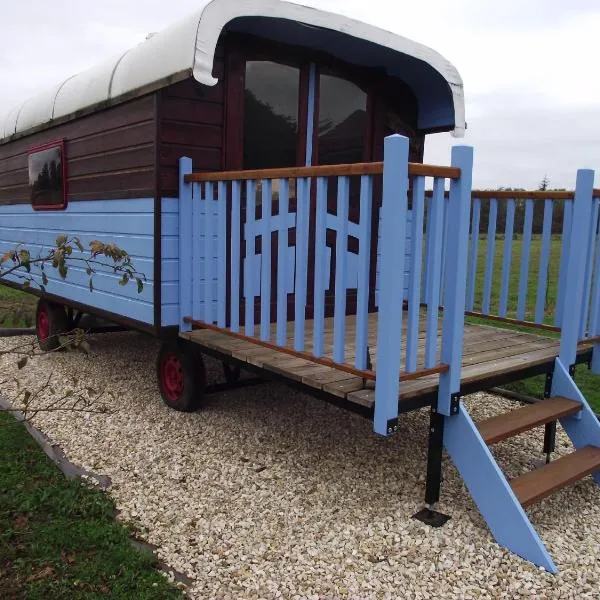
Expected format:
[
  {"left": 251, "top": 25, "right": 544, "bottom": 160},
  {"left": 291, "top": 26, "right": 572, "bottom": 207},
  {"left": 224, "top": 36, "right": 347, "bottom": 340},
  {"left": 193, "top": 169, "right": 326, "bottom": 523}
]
[
  {"left": 0, "top": 284, "right": 37, "bottom": 328},
  {"left": 470, "top": 234, "right": 600, "bottom": 412},
  {"left": 0, "top": 411, "right": 184, "bottom": 600}
]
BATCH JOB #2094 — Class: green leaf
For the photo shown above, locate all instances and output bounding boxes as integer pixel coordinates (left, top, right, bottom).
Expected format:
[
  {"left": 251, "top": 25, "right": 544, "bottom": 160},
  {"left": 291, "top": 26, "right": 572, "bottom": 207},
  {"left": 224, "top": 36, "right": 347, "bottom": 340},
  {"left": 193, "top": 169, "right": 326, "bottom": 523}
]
[
  {"left": 55, "top": 234, "right": 68, "bottom": 246},
  {"left": 137, "top": 278, "right": 144, "bottom": 294},
  {"left": 74, "top": 237, "right": 84, "bottom": 252},
  {"left": 119, "top": 274, "right": 129, "bottom": 287},
  {"left": 42, "top": 272, "right": 48, "bottom": 286},
  {"left": 89, "top": 279, "right": 94, "bottom": 292}
]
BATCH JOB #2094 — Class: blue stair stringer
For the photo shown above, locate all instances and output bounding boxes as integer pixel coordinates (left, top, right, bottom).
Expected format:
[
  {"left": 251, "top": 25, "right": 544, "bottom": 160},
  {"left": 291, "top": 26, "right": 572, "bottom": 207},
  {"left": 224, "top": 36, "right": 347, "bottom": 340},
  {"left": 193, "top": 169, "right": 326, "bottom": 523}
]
[{"left": 444, "top": 356, "right": 600, "bottom": 573}]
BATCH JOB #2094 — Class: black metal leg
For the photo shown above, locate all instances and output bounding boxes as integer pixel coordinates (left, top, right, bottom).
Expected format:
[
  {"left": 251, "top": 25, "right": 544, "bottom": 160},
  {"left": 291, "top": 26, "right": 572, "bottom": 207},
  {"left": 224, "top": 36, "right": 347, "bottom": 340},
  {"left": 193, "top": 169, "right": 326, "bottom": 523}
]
[{"left": 543, "top": 421, "right": 557, "bottom": 464}]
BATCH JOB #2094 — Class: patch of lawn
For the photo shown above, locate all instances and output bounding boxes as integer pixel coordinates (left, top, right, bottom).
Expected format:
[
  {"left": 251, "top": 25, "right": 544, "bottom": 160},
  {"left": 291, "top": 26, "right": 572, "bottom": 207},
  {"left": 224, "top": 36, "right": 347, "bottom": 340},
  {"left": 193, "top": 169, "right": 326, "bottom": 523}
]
[
  {"left": 0, "top": 411, "right": 184, "bottom": 599},
  {"left": 0, "top": 284, "right": 37, "bottom": 328}
]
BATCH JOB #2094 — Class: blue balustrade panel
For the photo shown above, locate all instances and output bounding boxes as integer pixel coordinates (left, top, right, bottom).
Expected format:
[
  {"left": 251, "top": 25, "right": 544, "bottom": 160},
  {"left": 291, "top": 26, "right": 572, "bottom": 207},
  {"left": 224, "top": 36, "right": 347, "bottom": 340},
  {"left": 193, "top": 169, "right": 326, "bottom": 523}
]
[
  {"left": 516, "top": 199, "right": 534, "bottom": 321},
  {"left": 0, "top": 198, "right": 155, "bottom": 325},
  {"left": 482, "top": 198, "right": 498, "bottom": 315}
]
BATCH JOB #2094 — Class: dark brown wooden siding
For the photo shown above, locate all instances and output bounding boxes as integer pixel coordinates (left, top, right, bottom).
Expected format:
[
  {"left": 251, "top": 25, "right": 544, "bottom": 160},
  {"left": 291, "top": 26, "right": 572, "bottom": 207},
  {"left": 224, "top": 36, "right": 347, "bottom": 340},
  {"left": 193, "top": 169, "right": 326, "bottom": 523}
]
[
  {"left": 157, "top": 51, "right": 226, "bottom": 198},
  {"left": 0, "top": 95, "right": 156, "bottom": 205}
]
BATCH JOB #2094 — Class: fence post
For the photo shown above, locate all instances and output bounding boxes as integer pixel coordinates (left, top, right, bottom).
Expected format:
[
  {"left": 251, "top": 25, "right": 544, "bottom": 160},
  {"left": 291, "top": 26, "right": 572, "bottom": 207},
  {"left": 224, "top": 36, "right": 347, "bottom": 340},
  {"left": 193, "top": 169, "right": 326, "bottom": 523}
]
[
  {"left": 179, "top": 157, "right": 193, "bottom": 333},
  {"left": 374, "top": 134, "right": 409, "bottom": 436},
  {"left": 559, "top": 169, "right": 595, "bottom": 367},
  {"left": 437, "top": 146, "right": 474, "bottom": 416}
]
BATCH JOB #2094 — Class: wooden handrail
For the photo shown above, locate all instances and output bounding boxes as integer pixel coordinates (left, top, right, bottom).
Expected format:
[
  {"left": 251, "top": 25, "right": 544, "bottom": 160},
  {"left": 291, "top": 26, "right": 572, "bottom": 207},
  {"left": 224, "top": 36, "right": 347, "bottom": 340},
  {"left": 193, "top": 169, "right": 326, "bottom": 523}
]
[
  {"left": 184, "top": 161, "right": 461, "bottom": 183},
  {"left": 426, "top": 189, "right": 600, "bottom": 200}
]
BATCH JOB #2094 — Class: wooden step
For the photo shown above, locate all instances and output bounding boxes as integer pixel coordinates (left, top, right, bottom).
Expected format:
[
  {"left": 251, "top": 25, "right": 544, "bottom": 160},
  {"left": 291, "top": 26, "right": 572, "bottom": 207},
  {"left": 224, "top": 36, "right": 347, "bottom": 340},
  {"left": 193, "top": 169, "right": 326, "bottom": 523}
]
[
  {"left": 477, "top": 397, "right": 582, "bottom": 445},
  {"left": 510, "top": 445, "right": 600, "bottom": 507}
]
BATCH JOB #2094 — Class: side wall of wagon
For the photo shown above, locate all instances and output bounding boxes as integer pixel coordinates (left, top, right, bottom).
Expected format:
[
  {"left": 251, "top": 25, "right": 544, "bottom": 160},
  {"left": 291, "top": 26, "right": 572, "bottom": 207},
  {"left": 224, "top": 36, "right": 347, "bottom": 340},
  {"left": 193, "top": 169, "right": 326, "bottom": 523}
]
[{"left": 0, "top": 96, "right": 158, "bottom": 329}]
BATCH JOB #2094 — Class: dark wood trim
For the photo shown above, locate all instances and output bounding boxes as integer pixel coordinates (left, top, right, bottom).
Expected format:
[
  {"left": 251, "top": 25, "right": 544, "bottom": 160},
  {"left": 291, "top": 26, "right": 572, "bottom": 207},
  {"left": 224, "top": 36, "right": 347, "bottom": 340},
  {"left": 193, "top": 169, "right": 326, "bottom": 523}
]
[
  {"left": 153, "top": 92, "right": 162, "bottom": 334},
  {"left": 472, "top": 190, "right": 578, "bottom": 200},
  {"left": 0, "top": 279, "right": 156, "bottom": 336}
]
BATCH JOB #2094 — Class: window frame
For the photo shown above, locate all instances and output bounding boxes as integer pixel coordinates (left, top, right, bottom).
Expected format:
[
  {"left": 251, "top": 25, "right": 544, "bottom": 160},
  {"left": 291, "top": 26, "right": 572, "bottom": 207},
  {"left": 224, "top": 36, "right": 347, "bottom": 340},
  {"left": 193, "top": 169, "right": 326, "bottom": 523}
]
[{"left": 28, "top": 138, "right": 68, "bottom": 211}]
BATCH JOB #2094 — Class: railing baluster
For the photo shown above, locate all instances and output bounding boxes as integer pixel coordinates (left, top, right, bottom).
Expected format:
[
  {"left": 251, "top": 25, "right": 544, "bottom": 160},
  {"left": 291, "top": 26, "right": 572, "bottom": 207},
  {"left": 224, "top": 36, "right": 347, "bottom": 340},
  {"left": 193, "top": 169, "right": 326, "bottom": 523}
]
[
  {"left": 244, "top": 180, "right": 256, "bottom": 337},
  {"left": 579, "top": 199, "right": 599, "bottom": 338},
  {"left": 466, "top": 197, "right": 481, "bottom": 312},
  {"left": 192, "top": 182, "right": 203, "bottom": 322},
  {"left": 178, "top": 157, "right": 193, "bottom": 333},
  {"left": 555, "top": 200, "right": 573, "bottom": 327},
  {"left": 333, "top": 176, "right": 350, "bottom": 364},
  {"left": 217, "top": 181, "right": 227, "bottom": 328},
  {"left": 294, "top": 177, "right": 310, "bottom": 351},
  {"left": 589, "top": 207, "right": 600, "bottom": 340},
  {"left": 534, "top": 199, "right": 553, "bottom": 324},
  {"left": 425, "top": 178, "right": 445, "bottom": 368},
  {"left": 276, "top": 179, "right": 290, "bottom": 346},
  {"left": 313, "top": 177, "right": 327, "bottom": 358},
  {"left": 260, "top": 180, "right": 272, "bottom": 341},
  {"left": 406, "top": 175, "right": 425, "bottom": 372},
  {"left": 230, "top": 181, "right": 241, "bottom": 332},
  {"left": 422, "top": 198, "right": 433, "bottom": 302},
  {"left": 517, "top": 199, "right": 533, "bottom": 321},
  {"left": 204, "top": 182, "right": 214, "bottom": 324},
  {"left": 482, "top": 198, "right": 497, "bottom": 314},
  {"left": 355, "top": 175, "right": 373, "bottom": 370},
  {"left": 499, "top": 199, "right": 515, "bottom": 317}
]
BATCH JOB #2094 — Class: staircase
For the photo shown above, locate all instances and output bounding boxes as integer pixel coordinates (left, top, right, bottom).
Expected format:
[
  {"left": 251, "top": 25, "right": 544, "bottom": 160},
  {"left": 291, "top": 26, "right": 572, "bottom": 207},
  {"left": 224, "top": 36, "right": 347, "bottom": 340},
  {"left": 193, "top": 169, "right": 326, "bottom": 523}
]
[{"left": 444, "top": 358, "right": 600, "bottom": 573}]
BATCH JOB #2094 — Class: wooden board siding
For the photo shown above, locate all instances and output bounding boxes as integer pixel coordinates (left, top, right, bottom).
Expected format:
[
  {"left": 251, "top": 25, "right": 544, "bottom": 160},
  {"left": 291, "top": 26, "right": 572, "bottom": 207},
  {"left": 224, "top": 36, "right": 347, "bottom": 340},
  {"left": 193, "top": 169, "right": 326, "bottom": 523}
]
[{"left": 0, "top": 95, "right": 156, "bottom": 206}]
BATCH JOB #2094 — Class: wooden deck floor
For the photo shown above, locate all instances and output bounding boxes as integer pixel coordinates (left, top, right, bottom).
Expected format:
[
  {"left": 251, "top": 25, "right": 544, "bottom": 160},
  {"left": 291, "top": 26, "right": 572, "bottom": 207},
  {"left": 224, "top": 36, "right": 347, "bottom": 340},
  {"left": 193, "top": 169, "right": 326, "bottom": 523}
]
[{"left": 181, "top": 314, "right": 593, "bottom": 412}]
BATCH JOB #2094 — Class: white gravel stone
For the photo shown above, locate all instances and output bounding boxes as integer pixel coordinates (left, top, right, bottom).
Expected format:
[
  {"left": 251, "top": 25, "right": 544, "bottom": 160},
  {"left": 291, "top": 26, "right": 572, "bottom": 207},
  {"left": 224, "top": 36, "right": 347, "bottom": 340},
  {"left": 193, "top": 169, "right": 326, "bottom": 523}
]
[{"left": 1, "top": 331, "right": 600, "bottom": 599}]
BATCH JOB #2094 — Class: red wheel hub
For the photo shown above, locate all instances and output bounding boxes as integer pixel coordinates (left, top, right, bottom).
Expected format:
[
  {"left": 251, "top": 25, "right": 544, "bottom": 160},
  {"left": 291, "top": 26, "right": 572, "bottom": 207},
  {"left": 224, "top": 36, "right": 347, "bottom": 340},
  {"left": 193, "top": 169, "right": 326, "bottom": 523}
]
[
  {"left": 37, "top": 309, "right": 50, "bottom": 341},
  {"left": 160, "top": 353, "right": 184, "bottom": 402}
]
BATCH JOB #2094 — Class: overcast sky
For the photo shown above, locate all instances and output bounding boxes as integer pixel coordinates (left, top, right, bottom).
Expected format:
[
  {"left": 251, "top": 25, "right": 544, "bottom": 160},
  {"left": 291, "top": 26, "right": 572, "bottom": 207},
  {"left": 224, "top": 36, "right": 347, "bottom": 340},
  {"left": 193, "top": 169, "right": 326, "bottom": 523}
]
[{"left": 1, "top": 0, "right": 598, "bottom": 189}]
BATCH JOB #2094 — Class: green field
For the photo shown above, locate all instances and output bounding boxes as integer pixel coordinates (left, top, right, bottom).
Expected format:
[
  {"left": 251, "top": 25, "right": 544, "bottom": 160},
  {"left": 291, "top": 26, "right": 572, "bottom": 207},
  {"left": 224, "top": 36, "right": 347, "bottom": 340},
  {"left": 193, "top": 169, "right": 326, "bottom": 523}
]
[
  {"left": 0, "top": 412, "right": 183, "bottom": 599},
  {"left": 469, "top": 234, "right": 600, "bottom": 412},
  {"left": 0, "top": 284, "right": 37, "bottom": 327}
]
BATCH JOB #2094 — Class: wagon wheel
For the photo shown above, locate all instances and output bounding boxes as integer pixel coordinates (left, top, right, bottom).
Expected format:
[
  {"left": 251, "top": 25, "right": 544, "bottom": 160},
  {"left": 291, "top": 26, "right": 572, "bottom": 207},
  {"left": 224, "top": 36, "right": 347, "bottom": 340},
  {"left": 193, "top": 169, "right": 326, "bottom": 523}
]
[
  {"left": 157, "top": 340, "right": 206, "bottom": 412},
  {"left": 222, "top": 362, "right": 241, "bottom": 384},
  {"left": 35, "top": 299, "right": 68, "bottom": 352}
]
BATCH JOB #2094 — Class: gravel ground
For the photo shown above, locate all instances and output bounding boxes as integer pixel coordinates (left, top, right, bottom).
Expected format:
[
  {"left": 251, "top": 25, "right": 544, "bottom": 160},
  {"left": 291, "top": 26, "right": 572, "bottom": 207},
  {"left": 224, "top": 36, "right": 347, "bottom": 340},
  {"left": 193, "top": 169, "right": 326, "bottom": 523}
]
[{"left": 1, "top": 331, "right": 600, "bottom": 599}]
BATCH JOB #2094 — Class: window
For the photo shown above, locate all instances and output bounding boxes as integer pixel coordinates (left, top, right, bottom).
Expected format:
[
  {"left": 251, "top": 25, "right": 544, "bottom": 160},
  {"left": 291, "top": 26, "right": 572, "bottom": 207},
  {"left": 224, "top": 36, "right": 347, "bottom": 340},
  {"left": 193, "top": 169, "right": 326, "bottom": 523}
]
[
  {"left": 28, "top": 141, "right": 66, "bottom": 210},
  {"left": 244, "top": 61, "right": 300, "bottom": 169}
]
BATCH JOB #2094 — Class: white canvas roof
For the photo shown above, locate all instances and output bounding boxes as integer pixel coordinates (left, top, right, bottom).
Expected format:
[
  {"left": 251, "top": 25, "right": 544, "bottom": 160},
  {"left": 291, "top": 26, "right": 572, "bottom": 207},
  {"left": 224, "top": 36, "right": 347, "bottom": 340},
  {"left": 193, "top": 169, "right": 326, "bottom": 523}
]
[{"left": 0, "top": 0, "right": 466, "bottom": 142}]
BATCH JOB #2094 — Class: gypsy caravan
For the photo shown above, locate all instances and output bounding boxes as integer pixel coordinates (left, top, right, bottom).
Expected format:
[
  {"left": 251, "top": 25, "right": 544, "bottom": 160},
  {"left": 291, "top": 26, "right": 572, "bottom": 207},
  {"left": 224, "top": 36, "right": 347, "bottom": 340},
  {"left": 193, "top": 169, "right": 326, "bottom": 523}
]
[{"left": 2, "top": 0, "right": 600, "bottom": 574}]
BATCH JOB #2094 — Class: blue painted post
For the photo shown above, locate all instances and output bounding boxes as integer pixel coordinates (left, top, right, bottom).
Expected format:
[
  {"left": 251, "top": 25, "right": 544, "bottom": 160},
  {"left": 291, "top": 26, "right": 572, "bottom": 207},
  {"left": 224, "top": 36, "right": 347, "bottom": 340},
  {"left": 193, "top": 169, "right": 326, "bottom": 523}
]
[
  {"left": 517, "top": 199, "right": 534, "bottom": 321},
  {"left": 276, "top": 179, "right": 290, "bottom": 346},
  {"left": 422, "top": 198, "right": 433, "bottom": 302},
  {"left": 260, "top": 180, "right": 272, "bottom": 341},
  {"left": 406, "top": 176, "right": 425, "bottom": 372},
  {"left": 179, "top": 157, "right": 193, "bottom": 333},
  {"left": 374, "top": 135, "right": 410, "bottom": 436},
  {"left": 355, "top": 175, "right": 373, "bottom": 370},
  {"left": 204, "top": 182, "right": 214, "bottom": 324},
  {"left": 245, "top": 180, "right": 256, "bottom": 337},
  {"left": 192, "top": 182, "right": 203, "bottom": 322},
  {"left": 424, "top": 179, "right": 445, "bottom": 368},
  {"left": 230, "top": 181, "right": 241, "bottom": 332},
  {"left": 499, "top": 199, "right": 515, "bottom": 317},
  {"left": 555, "top": 200, "right": 573, "bottom": 327},
  {"left": 217, "top": 181, "right": 227, "bottom": 328},
  {"left": 466, "top": 197, "right": 480, "bottom": 312},
  {"left": 534, "top": 199, "right": 553, "bottom": 324},
  {"left": 482, "top": 199, "right": 497, "bottom": 315},
  {"left": 333, "top": 176, "right": 350, "bottom": 364},
  {"left": 579, "top": 199, "right": 599, "bottom": 338},
  {"left": 559, "top": 170, "right": 595, "bottom": 367},
  {"left": 313, "top": 177, "right": 328, "bottom": 358},
  {"left": 294, "top": 177, "right": 310, "bottom": 352},
  {"left": 438, "top": 145, "right": 474, "bottom": 416}
]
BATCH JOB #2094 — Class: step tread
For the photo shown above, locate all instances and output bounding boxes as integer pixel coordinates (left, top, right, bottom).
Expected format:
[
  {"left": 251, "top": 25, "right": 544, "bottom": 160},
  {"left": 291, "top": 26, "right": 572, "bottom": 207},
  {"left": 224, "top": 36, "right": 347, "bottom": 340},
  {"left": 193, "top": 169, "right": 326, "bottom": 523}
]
[
  {"left": 511, "top": 445, "right": 600, "bottom": 507},
  {"left": 477, "top": 396, "right": 582, "bottom": 445}
]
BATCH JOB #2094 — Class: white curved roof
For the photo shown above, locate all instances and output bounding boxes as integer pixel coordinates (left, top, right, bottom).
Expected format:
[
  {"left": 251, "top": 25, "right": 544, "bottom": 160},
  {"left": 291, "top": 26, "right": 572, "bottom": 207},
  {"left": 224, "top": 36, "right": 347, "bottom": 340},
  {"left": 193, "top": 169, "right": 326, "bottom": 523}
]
[{"left": 1, "top": 0, "right": 466, "bottom": 142}]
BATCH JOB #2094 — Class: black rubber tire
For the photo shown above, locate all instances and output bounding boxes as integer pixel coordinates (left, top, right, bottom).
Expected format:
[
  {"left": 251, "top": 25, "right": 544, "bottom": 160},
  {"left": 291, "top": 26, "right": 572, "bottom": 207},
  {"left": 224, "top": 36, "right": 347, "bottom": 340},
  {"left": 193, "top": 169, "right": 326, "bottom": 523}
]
[
  {"left": 35, "top": 299, "right": 68, "bottom": 352},
  {"left": 157, "top": 340, "right": 206, "bottom": 412},
  {"left": 222, "top": 362, "right": 241, "bottom": 384}
]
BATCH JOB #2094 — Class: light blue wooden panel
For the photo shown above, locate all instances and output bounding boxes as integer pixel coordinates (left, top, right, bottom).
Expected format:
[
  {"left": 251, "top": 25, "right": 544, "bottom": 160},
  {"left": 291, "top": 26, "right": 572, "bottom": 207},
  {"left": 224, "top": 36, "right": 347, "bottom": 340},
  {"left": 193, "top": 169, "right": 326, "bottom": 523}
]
[
  {"left": 555, "top": 200, "right": 573, "bottom": 327},
  {"left": 355, "top": 175, "right": 373, "bottom": 371},
  {"left": 294, "top": 177, "right": 310, "bottom": 352},
  {"left": 406, "top": 176, "right": 425, "bottom": 373},
  {"left": 192, "top": 182, "right": 203, "bottom": 322},
  {"left": 579, "top": 199, "right": 599, "bottom": 338},
  {"left": 482, "top": 198, "right": 497, "bottom": 315},
  {"left": 276, "top": 179, "right": 290, "bottom": 346},
  {"left": 499, "top": 199, "right": 515, "bottom": 317},
  {"left": 217, "top": 182, "right": 227, "bottom": 328},
  {"left": 424, "top": 179, "right": 445, "bottom": 369},
  {"left": 0, "top": 197, "right": 155, "bottom": 325},
  {"left": 313, "top": 177, "right": 328, "bottom": 358},
  {"left": 245, "top": 180, "right": 256, "bottom": 336},
  {"left": 589, "top": 204, "right": 600, "bottom": 344},
  {"left": 230, "top": 181, "right": 241, "bottom": 332},
  {"left": 534, "top": 199, "right": 553, "bottom": 324},
  {"left": 466, "top": 197, "right": 481, "bottom": 312},
  {"left": 333, "top": 176, "right": 350, "bottom": 364},
  {"left": 260, "top": 180, "right": 273, "bottom": 341},
  {"left": 517, "top": 199, "right": 534, "bottom": 321}
]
